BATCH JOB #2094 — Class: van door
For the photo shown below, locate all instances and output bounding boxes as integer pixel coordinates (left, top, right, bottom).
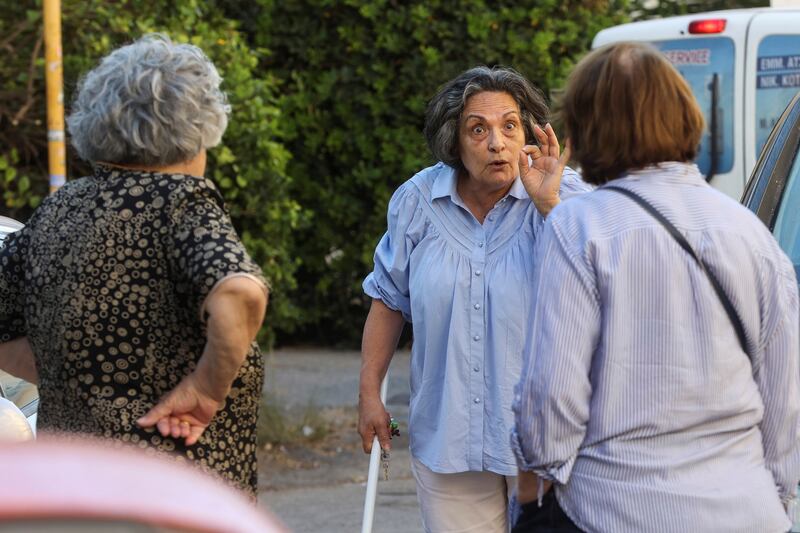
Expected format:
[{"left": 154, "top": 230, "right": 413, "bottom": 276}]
[
  {"left": 656, "top": 36, "right": 738, "bottom": 195},
  {"left": 744, "top": 11, "right": 800, "bottom": 180}
]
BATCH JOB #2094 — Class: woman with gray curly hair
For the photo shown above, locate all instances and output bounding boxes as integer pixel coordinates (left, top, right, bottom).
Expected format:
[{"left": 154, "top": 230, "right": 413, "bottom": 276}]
[
  {"left": 357, "top": 66, "right": 589, "bottom": 531},
  {"left": 0, "top": 34, "right": 268, "bottom": 497}
]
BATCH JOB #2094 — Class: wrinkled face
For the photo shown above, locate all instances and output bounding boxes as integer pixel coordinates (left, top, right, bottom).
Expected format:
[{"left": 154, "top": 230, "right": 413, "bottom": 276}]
[{"left": 458, "top": 91, "right": 526, "bottom": 191}]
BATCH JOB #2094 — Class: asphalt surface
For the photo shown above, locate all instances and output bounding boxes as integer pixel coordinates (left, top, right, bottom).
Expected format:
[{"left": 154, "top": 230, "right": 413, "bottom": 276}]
[{"left": 258, "top": 348, "right": 423, "bottom": 533}]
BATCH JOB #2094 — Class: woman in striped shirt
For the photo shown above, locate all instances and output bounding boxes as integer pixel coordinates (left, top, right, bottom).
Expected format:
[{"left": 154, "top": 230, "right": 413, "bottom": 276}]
[{"left": 512, "top": 42, "right": 800, "bottom": 532}]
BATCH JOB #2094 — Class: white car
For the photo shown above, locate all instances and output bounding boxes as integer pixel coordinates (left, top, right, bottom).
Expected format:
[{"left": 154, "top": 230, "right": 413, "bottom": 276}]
[{"left": 0, "top": 216, "right": 37, "bottom": 436}]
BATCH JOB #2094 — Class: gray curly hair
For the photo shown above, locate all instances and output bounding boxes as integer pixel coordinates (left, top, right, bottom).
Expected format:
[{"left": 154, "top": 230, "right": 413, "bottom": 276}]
[
  {"left": 424, "top": 66, "right": 549, "bottom": 171},
  {"left": 67, "top": 34, "right": 230, "bottom": 166}
]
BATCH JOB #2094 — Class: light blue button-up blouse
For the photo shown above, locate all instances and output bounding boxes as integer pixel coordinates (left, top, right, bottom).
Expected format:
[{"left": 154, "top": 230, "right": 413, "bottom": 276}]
[{"left": 364, "top": 162, "right": 589, "bottom": 475}]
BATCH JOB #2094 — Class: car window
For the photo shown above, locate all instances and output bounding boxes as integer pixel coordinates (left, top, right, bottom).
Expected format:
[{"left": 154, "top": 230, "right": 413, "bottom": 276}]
[
  {"left": 656, "top": 37, "right": 735, "bottom": 177},
  {"left": 773, "top": 151, "right": 800, "bottom": 281},
  {"left": 756, "top": 36, "right": 800, "bottom": 158}
]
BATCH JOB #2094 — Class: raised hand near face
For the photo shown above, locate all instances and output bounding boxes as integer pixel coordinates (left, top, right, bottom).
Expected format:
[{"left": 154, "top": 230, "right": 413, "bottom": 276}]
[{"left": 518, "top": 123, "right": 571, "bottom": 218}]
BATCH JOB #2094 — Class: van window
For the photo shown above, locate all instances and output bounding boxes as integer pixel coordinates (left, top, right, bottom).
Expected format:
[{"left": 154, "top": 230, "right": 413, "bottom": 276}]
[
  {"left": 655, "top": 37, "right": 735, "bottom": 177},
  {"left": 756, "top": 36, "right": 800, "bottom": 158},
  {"left": 773, "top": 150, "right": 800, "bottom": 282}
]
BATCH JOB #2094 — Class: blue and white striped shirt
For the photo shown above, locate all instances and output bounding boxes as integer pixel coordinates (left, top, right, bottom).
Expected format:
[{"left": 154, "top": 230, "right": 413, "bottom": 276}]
[
  {"left": 512, "top": 163, "right": 800, "bottom": 532},
  {"left": 365, "top": 162, "right": 589, "bottom": 475}
]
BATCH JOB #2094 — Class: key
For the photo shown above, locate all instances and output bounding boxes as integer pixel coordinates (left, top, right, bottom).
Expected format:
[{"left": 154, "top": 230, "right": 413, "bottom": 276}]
[{"left": 381, "top": 449, "right": 390, "bottom": 481}]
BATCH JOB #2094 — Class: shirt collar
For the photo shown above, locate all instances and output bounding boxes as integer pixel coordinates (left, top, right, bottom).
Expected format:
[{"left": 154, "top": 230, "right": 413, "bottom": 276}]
[
  {"left": 431, "top": 164, "right": 459, "bottom": 201},
  {"left": 430, "top": 164, "right": 529, "bottom": 202},
  {"left": 614, "top": 162, "right": 707, "bottom": 186}
]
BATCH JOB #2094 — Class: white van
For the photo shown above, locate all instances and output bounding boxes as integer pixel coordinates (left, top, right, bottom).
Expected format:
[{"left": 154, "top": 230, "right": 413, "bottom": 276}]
[{"left": 593, "top": 7, "right": 800, "bottom": 199}]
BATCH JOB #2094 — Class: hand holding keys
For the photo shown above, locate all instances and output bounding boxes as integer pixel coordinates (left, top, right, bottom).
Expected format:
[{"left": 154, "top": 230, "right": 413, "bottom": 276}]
[{"left": 381, "top": 417, "right": 401, "bottom": 481}]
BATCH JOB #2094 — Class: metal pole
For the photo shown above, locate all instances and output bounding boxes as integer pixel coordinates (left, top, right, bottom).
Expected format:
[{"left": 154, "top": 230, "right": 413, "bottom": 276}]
[
  {"left": 361, "top": 373, "right": 389, "bottom": 533},
  {"left": 43, "top": 0, "right": 66, "bottom": 192}
]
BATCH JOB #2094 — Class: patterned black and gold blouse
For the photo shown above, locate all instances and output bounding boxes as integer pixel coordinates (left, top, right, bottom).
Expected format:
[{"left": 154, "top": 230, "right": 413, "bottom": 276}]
[{"left": 0, "top": 165, "right": 267, "bottom": 497}]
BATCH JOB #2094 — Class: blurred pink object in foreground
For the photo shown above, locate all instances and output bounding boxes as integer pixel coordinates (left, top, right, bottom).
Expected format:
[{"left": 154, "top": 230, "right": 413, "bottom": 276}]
[{"left": 0, "top": 437, "right": 287, "bottom": 533}]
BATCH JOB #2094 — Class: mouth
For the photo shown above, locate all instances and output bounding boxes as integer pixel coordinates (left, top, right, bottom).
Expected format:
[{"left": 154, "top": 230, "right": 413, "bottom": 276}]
[{"left": 488, "top": 161, "right": 509, "bottom": 169}]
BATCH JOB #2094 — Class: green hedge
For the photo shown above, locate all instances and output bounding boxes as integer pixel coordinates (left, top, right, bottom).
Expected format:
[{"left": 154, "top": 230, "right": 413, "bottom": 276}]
[{"left": 6, "top": 0, "right": 762, "bottom": 346}]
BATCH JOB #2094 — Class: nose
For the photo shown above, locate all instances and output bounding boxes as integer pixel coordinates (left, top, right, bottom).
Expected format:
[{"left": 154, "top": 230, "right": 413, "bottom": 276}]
[{"left": 488, "top": 129, "right": 505, "bottom": 153}]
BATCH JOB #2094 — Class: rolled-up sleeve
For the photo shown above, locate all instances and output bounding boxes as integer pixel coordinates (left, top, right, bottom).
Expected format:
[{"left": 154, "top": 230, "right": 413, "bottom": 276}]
[
  {"left": 754, "top": 257, "right": 800, "bottom": 502},
  {"left": 168, "top": 179, "right": 267, "bottom": 322},
  {"left": 363, "top": 183, "right": 421, "bottom": 322},
  {"left": 511, "top": 217, "right": 600, "bottom": 483},
  {"left": 0, "top": 227, "right": 30, "bottom": 342}
]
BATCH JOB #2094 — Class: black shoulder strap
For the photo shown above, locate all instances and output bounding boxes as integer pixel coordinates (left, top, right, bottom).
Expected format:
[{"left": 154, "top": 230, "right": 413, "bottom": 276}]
[{"left": 603, "top": 185, "right": 750, "bottom": 359}]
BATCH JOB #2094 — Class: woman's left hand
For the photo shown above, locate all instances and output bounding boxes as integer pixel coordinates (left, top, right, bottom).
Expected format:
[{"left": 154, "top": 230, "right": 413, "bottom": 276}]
[{"left": 518, "top": 123, "right": 571, "bottom": 218}]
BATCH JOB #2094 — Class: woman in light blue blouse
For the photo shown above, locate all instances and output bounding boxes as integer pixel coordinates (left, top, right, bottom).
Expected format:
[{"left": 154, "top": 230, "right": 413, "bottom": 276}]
[{"left": 358, "top": 66, "right": 589, "bottom": 532}]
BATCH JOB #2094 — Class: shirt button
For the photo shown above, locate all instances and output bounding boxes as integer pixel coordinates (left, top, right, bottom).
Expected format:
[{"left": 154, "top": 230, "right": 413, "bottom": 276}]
[
  {"left": 474, "top": 303, "right": 481, "bottom": 310},
  {"left": 478, "top": 241, "right": 484, "bottom": 248},
  {"left": 488, "top": 215, "right": 494, "bottom": 221},
  {"left": 474, "top": 397, "right": 481, "bottom": 404},
  {"left": 473, "top": 366, "right": 480, "bottom": 372},
  {"left": 473, "top": 335, "right": 481, "bottom": 341},
  {"left": 475, "top": 270, "right": 482, "bottom": 276}
]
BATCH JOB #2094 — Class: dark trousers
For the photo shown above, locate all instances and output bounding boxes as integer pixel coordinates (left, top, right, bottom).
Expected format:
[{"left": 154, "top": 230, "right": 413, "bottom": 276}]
[{"left": 511, "top": 490, "right": 584, "bottom": 533}]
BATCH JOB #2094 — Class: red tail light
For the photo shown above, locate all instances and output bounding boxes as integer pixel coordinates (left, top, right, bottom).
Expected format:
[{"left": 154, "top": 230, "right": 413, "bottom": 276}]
[{"left": 688, "top": 19, "right": 727, "bottom": 34}]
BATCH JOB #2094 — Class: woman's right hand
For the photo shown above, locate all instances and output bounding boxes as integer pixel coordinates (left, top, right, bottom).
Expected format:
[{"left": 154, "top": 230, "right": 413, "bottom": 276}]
[
  {"left": 519, "top": 123, "right": 571, "bottom": 218},
  {"left": 358, "top": 393, "right": 393, "bottom": 453}
]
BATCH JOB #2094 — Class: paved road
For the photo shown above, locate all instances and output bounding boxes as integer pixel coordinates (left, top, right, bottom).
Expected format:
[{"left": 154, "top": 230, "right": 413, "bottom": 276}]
[{"left": 259, "top": 349, "right": 423, "bottom": 533}]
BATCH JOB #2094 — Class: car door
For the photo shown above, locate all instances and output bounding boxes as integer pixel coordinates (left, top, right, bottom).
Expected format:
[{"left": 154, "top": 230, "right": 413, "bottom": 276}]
[
  {"left": 0, "top": 216, "right": 38, "bottom": 433},
  {"left": 743, "top": 91, "right": 800, "bottom": 282}
]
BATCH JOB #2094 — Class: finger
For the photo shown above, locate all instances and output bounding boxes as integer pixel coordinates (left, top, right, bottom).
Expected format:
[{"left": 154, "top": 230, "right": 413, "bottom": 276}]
[
  {"left": 521, "top": 144, "right": 543, "bottom": 159},
  {"left": 179, "top": 419, "right": 191, "bottom": 439},
  {"left": 360, "top": 425, "right": 376, "bottom": 454},
  {"left": 185, "top": 425, "right": 205, "bottom": 446},
  {"left": 533, "top": 124, "right": 548, "bottom": 149},
  {"left": 169, "top": 416, "right": 184, "bottom": 439},
  {"left": 518, "top": 149, "right": 530, "bottom": 179},
  {"left": 375, "top": 422, "right": 392, "bottom": 452},
  {"left": 137, "top": 400, "right": 174, "bottom": 427},
  {"left": 544, "top": 123, "right": 560, "bottom": 158},
  {"left": 156, "top": 417, "right": 171, "bottom": 437}
]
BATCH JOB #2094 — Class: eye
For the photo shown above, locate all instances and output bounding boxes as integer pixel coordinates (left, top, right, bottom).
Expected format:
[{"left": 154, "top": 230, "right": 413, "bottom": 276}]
[
  {"left": 504, "top": 121, "right": 517, "bottom": 131},
  {"left": 471, "top": 125, "right": 485, "bottom": 135}
]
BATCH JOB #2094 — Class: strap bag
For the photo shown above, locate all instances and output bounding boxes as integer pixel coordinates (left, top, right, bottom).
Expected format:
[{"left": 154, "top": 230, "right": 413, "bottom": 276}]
[{"left": 603, "top": 185, "right": 750, "bottom": 359}]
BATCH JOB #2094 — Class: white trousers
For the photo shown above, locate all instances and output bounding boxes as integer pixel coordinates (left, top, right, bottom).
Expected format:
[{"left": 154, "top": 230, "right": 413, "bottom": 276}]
[{"left": 410, "top": 456, "right": 516, "bottom": 533}]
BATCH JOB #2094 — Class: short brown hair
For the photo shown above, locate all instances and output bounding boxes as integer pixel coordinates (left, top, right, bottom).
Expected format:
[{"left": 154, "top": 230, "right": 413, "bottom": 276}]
[{"left": 560, "top": 42, "right": 705, "bottom": 185}]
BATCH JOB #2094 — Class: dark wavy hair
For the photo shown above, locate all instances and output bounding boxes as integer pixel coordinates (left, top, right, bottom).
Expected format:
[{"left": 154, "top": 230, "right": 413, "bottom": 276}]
[{"left": 424, "top": 66, "right": 548, "bottom": 171}]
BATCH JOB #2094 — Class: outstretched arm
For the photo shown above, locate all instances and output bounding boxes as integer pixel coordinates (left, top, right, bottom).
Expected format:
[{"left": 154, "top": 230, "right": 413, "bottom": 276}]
[{"left": 137, "top": 276, "right": 267, "bottom": 445}]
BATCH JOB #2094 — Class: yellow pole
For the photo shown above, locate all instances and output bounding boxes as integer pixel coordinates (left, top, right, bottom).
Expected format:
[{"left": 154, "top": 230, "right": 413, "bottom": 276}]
[{"left": 43, "top": 0, "right": 66, "bottom": 193}]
